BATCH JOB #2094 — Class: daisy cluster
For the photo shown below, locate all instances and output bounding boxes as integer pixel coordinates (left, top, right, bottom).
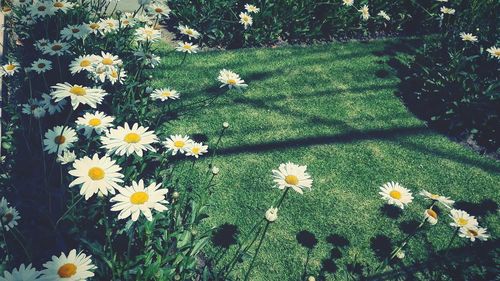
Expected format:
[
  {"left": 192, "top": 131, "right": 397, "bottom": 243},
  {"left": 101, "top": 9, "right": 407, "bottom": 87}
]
[{"left": 379, "top": 182, "right": 490, "bottom": 242}]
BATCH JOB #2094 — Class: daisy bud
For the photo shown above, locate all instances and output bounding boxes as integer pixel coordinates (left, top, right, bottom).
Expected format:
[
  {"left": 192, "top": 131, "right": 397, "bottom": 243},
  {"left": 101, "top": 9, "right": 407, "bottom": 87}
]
[
  {"left": 145, "top": 86, "right": 153, "bottom": 94},
  {"left": 172, "top": 191, "right": 180, "bottom": 199},
  {"left": 223, "top": 122, "right": 229, "bottom": 128},
  {"left": 424, "top": 208, "right": 438, "bottom": 225},
  {"left": 307, "top": 277, "right": 316, "bottom": 281},
  {"left": 174, "top": 274, "right": 181, "bottom": 281},
  {"left": 191, "top": 229, "right": 198, "bottom": 236},
  {"left": 138, "top": 0, "right": 151, "bottom": 5},
  {"left": 265, "top": 207, "right": 278, "bottom": 222},
  {"left": 212, "top": 166, "right": 220, "bottom": 175},
  {"left": 396, "top": 249, "right": 405, "bottom": 259}
]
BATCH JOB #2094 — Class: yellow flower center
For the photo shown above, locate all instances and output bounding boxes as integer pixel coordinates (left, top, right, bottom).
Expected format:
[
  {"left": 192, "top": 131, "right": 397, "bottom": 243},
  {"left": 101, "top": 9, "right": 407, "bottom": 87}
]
[
  {"left": 51, "top": 44, "right": 63, "bottom": 51},
  {"left": 57, "top": 263, "right": 77, "bottom": 278},
  {"left": 191, "top": 147, "right": 200, "bottom": 154},
  {"left": 155, "top": 7, "right": 163, "bottom": 13},
  {"left": 227, "top": 79, "right": 237, "bottom": 85},
  {"left": 80, "top": 59, "right": 91, "bottom": 67},
  {"left": 389, "top": 190, "right": 402, "bottom": 199},
  {"left": 37, "top": 63, "right": 46, "bottom": 68},
  {"left": 161, "top": 91, "right": 171, "bottom": 97},
  {"left": 69, "top": 86, "right": 86, "bottom": 96},
  {"left": 243, "top": 16, "right": 250, "bottom": 22},
  {"left": 186, "top": 29, "right": 193, "bottom": 35},
  {"left": 130, "top": 191, "right": 149, "bottom": 204},
  {"left": 88, "top": 118, "right": 101, "bottom": 127},
  {"left": 53, "top": 2, "right": 64, "bottom": 8},
  {"left": 124, "top": 132, "right": 141, "bottom": 143},
  {"left": 88, "top": 167, "right": 105, "bottom": 180},
  {"left": 111, "top": 71, "right": 118, "bottom": 78},
  {"left": 3, "top": 7, "right": 12, "bottom": 12},
  {"left": 71, "top": 28, "right": 80, "bottom": 33},
  {"left": 457, "top": 218, "right": 468, "bottom": 226},
  {"left": 54, "top": 135, "right": 66, "bottom": 144},
  {"left": 5, "top": 64, "right": 15, "bottom": 71},
  {"left": 89, "top": 23, "right": 99, "bottom": 30},
  {"left": 183, "top": 44, "right": 192, "bottom": 50},
  {"left": 430, "top": 194, "right": 440, "bottom": 199},
  {"left": 173, "top": 140, "right": 184, "bottom": 148},
  {"left": 495, "top": 50, "right": 500, "bottom": 56},
  {"left": 426, "top": 209, "right": 438, "bottom": 219},
  {"left": 102, "top": 58, "right": 113, "bottom": 65},
  {"left": 284, "top": 175, "right": 299, "bottom": 186},
  {"left": 38, "top": 5, "right": 46, "bottom": 11}
]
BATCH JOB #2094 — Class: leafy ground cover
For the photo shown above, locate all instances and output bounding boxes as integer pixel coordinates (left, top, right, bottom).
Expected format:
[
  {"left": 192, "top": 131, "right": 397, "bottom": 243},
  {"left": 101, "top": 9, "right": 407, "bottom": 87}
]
[{"left": 150, "top": 39, "right": 500, "bottom": 280}]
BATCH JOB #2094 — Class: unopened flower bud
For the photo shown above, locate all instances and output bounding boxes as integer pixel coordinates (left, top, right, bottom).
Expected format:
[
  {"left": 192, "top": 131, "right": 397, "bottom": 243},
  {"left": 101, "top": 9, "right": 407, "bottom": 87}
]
[
  {"left": 223, "top": 122, "right": 229, "bottom": 128},
  {"left": 212, "top": 166, "right": 220, "bottom": 175},
  {"left": 396, "top": 249, "right": 405, "bottom": 259},
  {"left": 307, "top": 277, "right": 316, "bottom": 281},
  {"left": 172, "top": 191, "right": 180, "bottom": 199},
  {"left": 265, "top": 207, "right": 278, "bottom": 222}
]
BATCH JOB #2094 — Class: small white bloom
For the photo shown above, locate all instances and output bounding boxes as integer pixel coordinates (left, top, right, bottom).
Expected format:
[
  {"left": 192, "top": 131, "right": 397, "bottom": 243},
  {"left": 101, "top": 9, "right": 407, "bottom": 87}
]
[
  {"left": 218, "top": 69, "right": 247, "bottom": 90},
  {"left": 40, "top": 93, "right": 67, "bottom": 115},
  {"left": 185, "top": 142, "right": 208, "bottom": 158},
  {"left": 424, "top": 209, "right": 438, "bottom": 225},
  {"left": 449, "top": 209, "right": 478, "bottom": 229},
  {"left": 272, "top": 162, "right": 313, "bottom": 194},
  {"left": 458, "top": 226, "right": 490, "bottom": 242},
  {"left": 440, "top": 6, "right": 455, "bottom": 15},
  {"left": 135, "top": 26, "right": 161, "bottom": 42},
  {"left": 342, "top": 0, "right": 354, "bottom": 6},
  {"left": 101, "top": 123, "right": 158, "bottom": 157},
  {"left": 57, "top": 150, "right": 76, "bottom": 165},
  {"left": 379, "top": 182, "right": 413, "bottom": 209},
  {"left": 40, "top": 249, "right": 96, "bottom": 280},
  {"left": 265, "top": 207, "right": 278, "bottom": 222},
  {"left": 239, "top": 12, "right": 253, "bottom": 29},
  {"left": 0, "top": 263, "right": 41, "bottom": 281},
  {"left": 460, "top": 32, "right": 478, "bottom": 42},
  {"left": 244, "top": 4, "right": 260, "bottom": 13},
  {"left": 163, "top": 135, "right": 193, "bottom": 155},
  {"left": 151, "top": 88, "right": 180, "bottom": 101},
  {"left": 51, "top": 83, "right": 108, "bottom": 110},
  {"left": 177, "top": 25, "right": 200, "bottom": 39},
  {"left": 358, "top": 5, "right": 370, "bottom": 21},
  {"left": 43, "top": 126, "right": 78, "bottom": 155},
  {"left": 486, "top": 46, "right": 500, "bottom": 59},
  {"left": 176, "top": 42, "right": 198, "bottom": 53},
  {"left": 75, "top": 111, "right": 115, "bottom": 138},
  {"left": 378, "top": 10, "right": 390, "bottom": 21},
  {"left": 30, "top": 58, "right": 53, "bottom": 74}
]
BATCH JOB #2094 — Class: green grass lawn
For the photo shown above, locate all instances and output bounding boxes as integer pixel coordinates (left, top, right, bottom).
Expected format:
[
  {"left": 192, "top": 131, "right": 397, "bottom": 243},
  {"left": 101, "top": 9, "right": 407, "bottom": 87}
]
[{"left": 149, "top": 40, "right": 500, "bottom": 280}]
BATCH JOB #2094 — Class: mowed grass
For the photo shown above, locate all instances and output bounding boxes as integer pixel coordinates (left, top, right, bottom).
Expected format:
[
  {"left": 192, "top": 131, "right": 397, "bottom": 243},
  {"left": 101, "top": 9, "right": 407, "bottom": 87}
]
[{"left": 149, "top": 40, "right": 500, "bottom": 280}]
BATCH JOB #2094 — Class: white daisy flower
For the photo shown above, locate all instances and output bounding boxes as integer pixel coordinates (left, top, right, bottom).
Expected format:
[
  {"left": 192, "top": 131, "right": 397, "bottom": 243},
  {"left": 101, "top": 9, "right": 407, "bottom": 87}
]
[
  {"left": 163, "top": 135, "right": 193, "bottom": 155},
  {"left": 0, "top": 263, "right": 41, "bottom": 281},
  {"left": 42, "top": 41, "right": 70, "bottom": 56},
  {"left": 419, "top": 190, "right": 454, "bottom": 208},
  {"left": 272, "top": 162, "right": 313, "bottom": 194},
  {"left": 57, "top": 150, "right": 76, "bottom": 165},
  {"left": 101, "top": 123, "right": 158, "bottom": 157},
  {"left": 51, "top": 0, "right": 74, "bottom": 14},
  {"left": 30, "top": 2, "right": 55, "bottom": 18},
  {"left": 244, "top": 4, "right": 260, "bottom": 13},
  {"left": 265, "top": 207, "right": 278, "bottom": 222},
  {"left": 120, "top": 13, "right": 136, "bottom": 27},
  {"left": 239, "top": 12, "right": 253, "bottom": 29},
  {"left": 99, "top": 18, "right": 120, "bottom": 34},
  {"left": 40, "top": 93, "right": 67, "bottom": 115},
  {"left": 424, "top": 208, "right": 438, "bottom": 225},
  {"left": 177, "top": 25, "right": 200, "bottom": 39},
  {"left": 359, "top": 5, "right": 370, "bottom": 20},
  {"left": 459, "top": 227, "right": 489, "bottom": 242},
  {"left": 22, "top": 99, "right": 43, "bottom": 116},
  {"left": 60, "top": 24, "right": 88, "bottom": 40},
  {"left": 378, "top": 181, "right": 413, "bottom": 209},
  {"left": 107, "top": 69, "right": 126, "bottom": 85},
  {"left": 51, "top": 83, "right": 108, "bottom": 110},
  {"left": 460, "top": 32, "right": 478, "bottom": 42},
  {"left": 68, "top": 154, "right": 124, "bottom": 200},
  {"left": 1, "top": 61, "right": 20, "bottom": 77},
  {"left": 11, "top": 0, "right": 30, "bottom": 7},
  {"left": 40, "top": 249, "right": 96, "bottom": 280},
  {"left": 176, "top": 42, "right": 198, "bottom": 53},
  {"left": 75, "top": 111, "right": 114, "bottom": 138},
  {"left": 147, "top": 4, "right": 171, "bottom": 18},
  {"left": 449, "top": 209, "right": 479, "bottom": 229},
  {"left": 110, "top": 179, "right": 168, "bottom": 221},
  {"left": 1, "top": 206, "right": 20, "bottom": 231},
  {"left": 151, "top": 88, "right": 180, "bottom": 101},
  {"left": 185, "top": 142, "right": 208, "bottom": 158},
  {"left": 43, "top": 126, "right": 78, "bottom": 155},
  {"left": 440, "top": 6, "right": 455, "bottom": 15},
  {"left": 96, "top": 52, "right": 122, "bottom": 72},
  {"left": 486, "top": 46, "right": 500, "bottom": 59},
  {"left": 34, "top": 39, "right": 50, "bottom": 52},
  {"left": 69, "top": 55, "right": 97, "bottom": 74},
  {"left": 342, "top": 0, "right": 354, "bottom": 6},
  {"left": 378, "top": 10, "right": 390, "bottom": 21},
  {"left": 135, "top": 26, "right": 161, "bottom": 42},
  {"left": 33, "top": 107, "right": 47, "bottom": 119},
  {"left": 86, "top": 21, "right": 102, "bottom": 35},
  {"left": 30, "top": 58, "right": 53, "bottom": 74},
  {"left": 218, "top": 69, "right": 247, "bottom": 90}
]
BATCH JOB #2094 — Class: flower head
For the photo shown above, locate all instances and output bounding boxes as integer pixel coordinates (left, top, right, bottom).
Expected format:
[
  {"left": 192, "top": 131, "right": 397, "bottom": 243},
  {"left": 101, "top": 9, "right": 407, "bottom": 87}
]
[
  {"left": 378, "top": 10, "right": 390, "bottom": 21},
  {"left": 419, "top": 190, "right": 454, "bottom": 208},
  {"left": 185, "top": 142, "right": 208, "bottom": 158},
  {"left": 176, "top": 42, "right": 198, "bottom": 53},
  {"left": 135, "top": 26, "right": 161, "bottom": 42},
  {"left": 41, "top": 249, "right": 96, "bottom": 281},
  {"left": 440, "top": 6, "right": 455, "bottom": 15},
  {"left": 163, "top": 135, "right": 193, "bottom": 155},
  {"left": 449, "top": 209, "right": 478, "bottom": 229},
  {"left": 151, "top": 88, "right": 180, "bottom": 101},
  {"left": 51, "top": 83, "right": 107, "bottom": 110},
  {"left": 265, "top": 207, "right": 278, "bottom": 222},
  {"left": 110, "top": 179, "right": 168, "bottom": 221},
  {"left": 239, "top": 12, "right": 253, "bottom": 29},
  {"left": 460, "top": 32, "right": 478, "bottom": 42},
  {"left": 218, "top": 69, "right": 248, "bottom": 90},
  {"left": 68, "top": 154, "right": 124, "bottom": 200},
  {"left": 272, "top": 162, "right": 313, "bottom": 194},
  {"left": 458, "top": 226, "right": 489, "bottom": 242},
  {"left": 178, "top": 25, "right": 200, "bottom": 39},
  {"left": 358, "top": 5, "right": 370, "bottom": 20},
  {"left": 486, "top": 46, "right": 500, "bottom": 59},
  {"left": 41, "top": 93, "right": 66, "bottom": 115},
  {"left": 75, "top": 111, "right": 114, "bottom": 138},
  {"left": 57, "top": 150, "right": 76, "bottom": 165},
  {"left": 424, "top": 208, "right": 438, "bottom": 225},
  {"left": 379, "top": 182, "right": 413, "bottom": 209},
  {"left": 1, "top": 205, "right": 20, "bottom": 231},
  {"left": 0, "top": 264, "right": 41, "bottom": 281},
  {"left": 30, "top": 59, "right": 53, "bottom": 74},
  {"left": 43, "top": 126, "right": 78, "bottom": 155},
  {"left": 244, "top": 4, "right": 260, "bottom": 13},
  {"left": 342, "top": 0, "right": 354, "bottom": 6},
  {"left": 101, "top": 123, "right": 158, "bottom": 157},
  {"left": 1, "top": 61, "right": 20, "bottom": 77}
]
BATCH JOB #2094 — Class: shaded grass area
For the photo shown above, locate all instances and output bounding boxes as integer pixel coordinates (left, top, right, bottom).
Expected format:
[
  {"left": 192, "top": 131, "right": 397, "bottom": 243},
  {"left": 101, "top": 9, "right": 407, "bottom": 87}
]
[{"left": 150, "top": 40, "right": 500, "bottom": 280}]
